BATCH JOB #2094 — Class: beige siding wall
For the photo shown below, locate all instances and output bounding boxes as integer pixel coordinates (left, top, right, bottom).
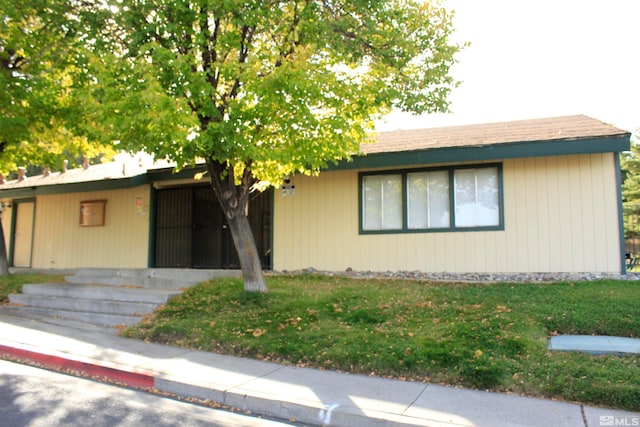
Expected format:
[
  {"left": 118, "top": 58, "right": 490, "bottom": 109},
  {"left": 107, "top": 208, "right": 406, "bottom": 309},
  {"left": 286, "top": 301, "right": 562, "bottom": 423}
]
[
  {"left": 26, "top": 185, "right": 151, "bottom": 269},
  {"left": 273, "top": 153, "right": 622, "bottom": 273}
]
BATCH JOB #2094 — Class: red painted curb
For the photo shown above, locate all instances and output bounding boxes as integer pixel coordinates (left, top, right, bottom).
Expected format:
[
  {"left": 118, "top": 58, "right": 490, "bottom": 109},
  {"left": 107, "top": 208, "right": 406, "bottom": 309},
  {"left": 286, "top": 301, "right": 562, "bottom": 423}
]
[{"left": 0, "top": 344, "right": 155, "bottom": 389}]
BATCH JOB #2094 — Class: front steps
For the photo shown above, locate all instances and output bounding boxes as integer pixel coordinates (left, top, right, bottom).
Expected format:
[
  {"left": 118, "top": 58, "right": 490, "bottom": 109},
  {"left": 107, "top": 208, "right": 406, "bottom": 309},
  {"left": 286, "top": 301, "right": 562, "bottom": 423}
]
[
  {"left": 67, "top": 268, "right": 241, "bottom": 289},
  {"left": 1, "top": 268, "right": 241, "bottom": 333}
]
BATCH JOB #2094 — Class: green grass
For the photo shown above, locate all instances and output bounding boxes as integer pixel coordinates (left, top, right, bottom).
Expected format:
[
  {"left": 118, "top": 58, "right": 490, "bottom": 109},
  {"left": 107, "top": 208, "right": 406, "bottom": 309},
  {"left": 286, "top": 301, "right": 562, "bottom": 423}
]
[
  {"left": 123, "top": 275, "right": 640, "bottom": 411},
  {"left": 0, "top": 273, "right": 65, "bottom": 301}
]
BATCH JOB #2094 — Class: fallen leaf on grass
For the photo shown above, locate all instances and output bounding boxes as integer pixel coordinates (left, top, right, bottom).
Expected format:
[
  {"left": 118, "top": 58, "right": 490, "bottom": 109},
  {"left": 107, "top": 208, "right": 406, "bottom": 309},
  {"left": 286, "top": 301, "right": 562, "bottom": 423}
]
[
  {"left": 496, "top": 305, "right": 512, "bottom": 313},
  {"left": 416, "top": 301, "right": 434, "bottom": 308}
]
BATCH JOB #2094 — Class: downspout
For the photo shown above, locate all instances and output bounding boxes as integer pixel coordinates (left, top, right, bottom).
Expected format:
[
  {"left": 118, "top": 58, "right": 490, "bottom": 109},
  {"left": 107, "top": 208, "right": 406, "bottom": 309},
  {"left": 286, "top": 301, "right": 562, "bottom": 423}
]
[{"left": 615, "top": 152, "right": 627, "bottom": 274}]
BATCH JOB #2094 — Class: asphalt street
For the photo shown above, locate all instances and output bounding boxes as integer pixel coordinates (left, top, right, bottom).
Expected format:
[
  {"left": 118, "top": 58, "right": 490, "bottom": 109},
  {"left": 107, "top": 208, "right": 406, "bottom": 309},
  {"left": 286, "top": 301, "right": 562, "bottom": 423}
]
[{"left": 0, "top": 360, "right": 296, "bottom": 427}]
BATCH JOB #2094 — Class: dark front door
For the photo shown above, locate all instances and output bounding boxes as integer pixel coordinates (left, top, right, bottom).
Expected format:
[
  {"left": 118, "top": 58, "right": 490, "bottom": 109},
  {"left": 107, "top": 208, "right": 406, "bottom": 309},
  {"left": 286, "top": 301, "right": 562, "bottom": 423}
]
[
  {"left": 154, "top": 186, "right": 271, "bottom": 269},
  {"left": 192, "top": 187, "right": 225, "bottom": 268}
]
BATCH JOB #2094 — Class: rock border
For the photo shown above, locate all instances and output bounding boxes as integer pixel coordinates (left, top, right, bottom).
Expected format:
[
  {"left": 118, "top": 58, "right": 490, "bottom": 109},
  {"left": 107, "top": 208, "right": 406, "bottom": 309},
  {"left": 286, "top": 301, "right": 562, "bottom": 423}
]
[{"left": 272, "top": 268, "right": 640, "bottom": 283}]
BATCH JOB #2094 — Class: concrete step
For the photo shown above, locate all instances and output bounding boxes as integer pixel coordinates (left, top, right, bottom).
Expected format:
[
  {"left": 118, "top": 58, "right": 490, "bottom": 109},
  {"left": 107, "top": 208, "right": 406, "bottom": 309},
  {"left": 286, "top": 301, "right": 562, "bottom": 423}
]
[
  {"left": 8, "top": 294, "right": 158, "bottom": 316},
  {"left": 0, "top": 306, "right": 122, "bottom": 334},
  {"left": 3, "top": 268, "right": 241, "bottom": 331},
  {"left": 68, "top": 268, "right": 241, "bottom": 289},
  {"left": 64, "top": 275, "right": 200, "bottom": 290},
  {"left": 3, "top": 281, "right": 180, "bottom": 331},
  {"left": 0, "top": 305, "right": 141, "bottom": 327},
  {"left": 22, "top": 283, "right": 179, "bottom": 304}
]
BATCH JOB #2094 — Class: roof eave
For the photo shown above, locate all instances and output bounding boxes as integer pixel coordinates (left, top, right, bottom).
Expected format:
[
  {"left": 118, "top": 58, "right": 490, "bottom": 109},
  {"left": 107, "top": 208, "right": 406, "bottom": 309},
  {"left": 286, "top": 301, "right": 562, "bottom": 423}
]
[
  {"left": 330, "top": 134, "right": 631, "bottom": 171},
  {"left": 0, "top": 174, "right": 151, "bottom": 198}
]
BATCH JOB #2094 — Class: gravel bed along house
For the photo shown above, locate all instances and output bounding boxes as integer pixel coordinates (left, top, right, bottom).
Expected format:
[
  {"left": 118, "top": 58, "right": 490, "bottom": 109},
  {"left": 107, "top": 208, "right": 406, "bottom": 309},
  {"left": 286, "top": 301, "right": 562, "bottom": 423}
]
[{"left": 273, "top": 268, "right": 640, "bottom": 283}]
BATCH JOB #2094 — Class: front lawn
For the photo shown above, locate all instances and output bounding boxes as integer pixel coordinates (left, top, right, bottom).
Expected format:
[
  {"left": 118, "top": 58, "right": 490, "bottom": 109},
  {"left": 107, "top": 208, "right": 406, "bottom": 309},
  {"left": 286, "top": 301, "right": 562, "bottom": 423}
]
[{"left": 123, "top": 275, "right": 640, "bottom": 411}]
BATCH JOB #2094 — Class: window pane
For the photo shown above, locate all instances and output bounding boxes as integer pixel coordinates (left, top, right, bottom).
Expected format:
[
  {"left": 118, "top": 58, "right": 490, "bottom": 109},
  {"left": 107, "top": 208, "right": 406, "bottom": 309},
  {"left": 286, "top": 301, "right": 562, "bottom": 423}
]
[
  {"left": 407, "top": 171, "right": 450, "bottom": 229},
  {"left": 363, "top": 176, "right": 382, "bottom": 230},
  {"left": 381, "top": 175, "right": 403, "bottom": 229},
  {"left": 454, "top": 167, "right": 499, "bottom": 227},
  {"left": 407, "top": 173, "right": 428, "bottom": 228},
  {"left": 476, "top": 168, "right": 500, "bottom": 226},
  {"left": 362, "top": 174, "right": 402, "bottom": 230},
  {"left": 429, "top": 171, "right": 451, "bottom": 227}
]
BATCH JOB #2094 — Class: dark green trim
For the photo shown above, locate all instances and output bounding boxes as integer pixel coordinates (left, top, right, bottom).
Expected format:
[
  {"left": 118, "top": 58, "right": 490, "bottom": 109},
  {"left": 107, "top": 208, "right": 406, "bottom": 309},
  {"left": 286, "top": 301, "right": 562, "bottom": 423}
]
[
  {"left": 335, "top": 135, "right": 631, "bottom": 171},
  {"left": 401, "top": 173, "right": 408, "bottom": 230},
  {"left": 497, "top": 165, "right": 505, "bottom": 230},
  {"left": 147, "top": 186, "right": 157, "bottom": 268},
  {"left": 0, "top": 175, "right": 150, "bottom": 198},
  {"left": 269, "top": 187, "right": 274, "bottom": 271},
  {"left": 9, "top": 198, "right": 36, "bottom": 267},
  {"left": 448, "top": 167, "right": 456, "bottom": 229},
  {"left": 358, "top": 163, "right": 505, "bottom": 235},
  {"left": 616, "top": 153, "right": 627, "bottom": 274},
  {"left": 146, "top": 166, "right": 207, "bottom": 183}
]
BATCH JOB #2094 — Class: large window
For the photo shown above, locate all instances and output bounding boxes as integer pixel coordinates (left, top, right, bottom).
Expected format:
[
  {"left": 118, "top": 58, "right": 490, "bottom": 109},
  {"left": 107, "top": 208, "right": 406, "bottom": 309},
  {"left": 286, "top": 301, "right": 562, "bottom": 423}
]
[{"left": 360, "top": 164, "right": 503, "bottom": 233}]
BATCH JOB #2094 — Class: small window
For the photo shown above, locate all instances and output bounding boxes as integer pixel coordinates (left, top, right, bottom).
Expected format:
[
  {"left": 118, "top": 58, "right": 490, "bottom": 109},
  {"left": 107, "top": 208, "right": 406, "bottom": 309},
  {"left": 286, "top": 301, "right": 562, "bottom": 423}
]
[
  {"left": 360, "top": 164, "right": 503, "bottom": 234},
  {"left": 80, "top": 200, "right": 106, "bottom": 227}
]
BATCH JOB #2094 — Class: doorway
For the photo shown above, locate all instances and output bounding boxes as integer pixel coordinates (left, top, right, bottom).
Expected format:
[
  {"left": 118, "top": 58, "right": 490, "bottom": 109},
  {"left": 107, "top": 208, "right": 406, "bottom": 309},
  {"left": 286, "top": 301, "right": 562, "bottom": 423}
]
[
  {"left": 154, "top": 186, "right": 271, "bottom": 269},
  {"left": 11, "top": 200, "right": 35, "bottom": 268}
]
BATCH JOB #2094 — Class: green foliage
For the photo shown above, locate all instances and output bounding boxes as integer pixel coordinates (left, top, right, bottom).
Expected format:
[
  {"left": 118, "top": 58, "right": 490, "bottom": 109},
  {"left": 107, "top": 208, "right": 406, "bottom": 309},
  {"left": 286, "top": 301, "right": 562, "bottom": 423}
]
[
  {"left": 621, "top": 131, "right": 640, "bottom": 204},
  {"left": 125, "top": 276, "right": 640, "bottom": 410},
  {"left": 81, "top": 0, "right": 462, "bottom": 184},
  {"left": 68, "top": 1, "right": 462, "bottom": 289},
  {"left": 619, "top": 131, "right": 640, "bottom": 243},
  {"left": 0, "top": 1, "right": 112, "bottom": 173}
]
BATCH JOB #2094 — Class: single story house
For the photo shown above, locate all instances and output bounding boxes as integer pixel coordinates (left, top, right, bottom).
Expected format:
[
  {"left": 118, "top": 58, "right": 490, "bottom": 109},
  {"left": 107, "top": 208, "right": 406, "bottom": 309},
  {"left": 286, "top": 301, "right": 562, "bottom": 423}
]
[{"left": 0, "top": 115, "right": 631, "bottom": 274}]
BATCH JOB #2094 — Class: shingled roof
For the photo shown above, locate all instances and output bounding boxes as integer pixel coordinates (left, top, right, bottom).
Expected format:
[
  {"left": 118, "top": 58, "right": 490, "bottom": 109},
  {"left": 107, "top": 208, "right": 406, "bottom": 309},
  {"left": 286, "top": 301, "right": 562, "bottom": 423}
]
[
  {"left": 363, "top": 115, "right": 629, "bottom": 154},
  {"left": 0, "top": 115, "right": 630, "bottom": 194},
  {"left": 0, "top": 154, "right": 172, "bottom": 193}
]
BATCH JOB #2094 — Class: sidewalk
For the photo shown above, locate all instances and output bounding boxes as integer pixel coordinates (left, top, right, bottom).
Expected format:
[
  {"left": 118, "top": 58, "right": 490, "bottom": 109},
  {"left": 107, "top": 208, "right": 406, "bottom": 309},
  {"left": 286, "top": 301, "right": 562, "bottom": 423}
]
[
  {"left": 549, "top": 335, "right": 640, "bottom": 355},
  {"left": 0, "top": 313, "right": 638, "bottom": 427}
]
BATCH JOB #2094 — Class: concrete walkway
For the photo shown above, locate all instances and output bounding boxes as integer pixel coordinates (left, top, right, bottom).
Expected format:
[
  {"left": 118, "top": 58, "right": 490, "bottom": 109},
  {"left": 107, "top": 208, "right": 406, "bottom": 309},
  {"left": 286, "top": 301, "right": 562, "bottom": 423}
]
[
  {"left": 549, "top": 335, "right": 640, "bottom": 355},
  {"left": 0, "top": 313, "right": 638, "bottom": 427}
]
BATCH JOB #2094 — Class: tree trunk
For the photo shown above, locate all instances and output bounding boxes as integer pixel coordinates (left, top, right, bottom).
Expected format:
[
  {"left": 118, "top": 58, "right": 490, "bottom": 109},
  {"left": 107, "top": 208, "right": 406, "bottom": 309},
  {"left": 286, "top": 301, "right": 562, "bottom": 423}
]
[
  {"left": 0, "top": 218, "right": 9, "bottom": 276},
  {"left": 226, "top": 212, "right": 267, "bottom": 292},
  {"left": 207, "top": 160, "right": 267, "bottom": 293}
]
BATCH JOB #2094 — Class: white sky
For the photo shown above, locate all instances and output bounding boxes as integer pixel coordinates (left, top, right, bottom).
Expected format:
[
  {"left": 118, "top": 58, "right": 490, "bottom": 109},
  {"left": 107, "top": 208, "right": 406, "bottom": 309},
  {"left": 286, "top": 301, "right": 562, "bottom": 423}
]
[{"left": 376, "top": 0, "right": 640, "bottom": 133}]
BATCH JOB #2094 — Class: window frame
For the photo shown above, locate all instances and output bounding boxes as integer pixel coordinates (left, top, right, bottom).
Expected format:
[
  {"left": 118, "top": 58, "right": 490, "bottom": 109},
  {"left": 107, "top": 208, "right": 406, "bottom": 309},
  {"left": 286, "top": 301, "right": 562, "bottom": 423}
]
[
  {"left": 80, "top": 199, "right": 107, "bottom": 227},
  {"left": 358, "top": 163, "right": 504, "bottom": 234}
]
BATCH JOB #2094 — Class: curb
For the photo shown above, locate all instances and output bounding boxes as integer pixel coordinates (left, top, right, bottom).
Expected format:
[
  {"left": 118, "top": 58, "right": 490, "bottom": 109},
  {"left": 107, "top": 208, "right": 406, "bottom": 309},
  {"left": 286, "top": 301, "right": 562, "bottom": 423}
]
[
  {"left": 0, "top": 343, "right": 426, "bottom": 427},
  {"left": 0, "top": 343, "right": 155, "bottom": 390},
  {"left": 155, "top": 375, "right": 428, "bottom": 427}
]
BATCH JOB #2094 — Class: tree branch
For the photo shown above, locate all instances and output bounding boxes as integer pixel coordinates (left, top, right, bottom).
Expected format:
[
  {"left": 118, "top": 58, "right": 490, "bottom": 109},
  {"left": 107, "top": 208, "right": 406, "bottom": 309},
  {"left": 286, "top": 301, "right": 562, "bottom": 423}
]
[{"left": 274, "top": 0, "right": 305, "bottom": 67}]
